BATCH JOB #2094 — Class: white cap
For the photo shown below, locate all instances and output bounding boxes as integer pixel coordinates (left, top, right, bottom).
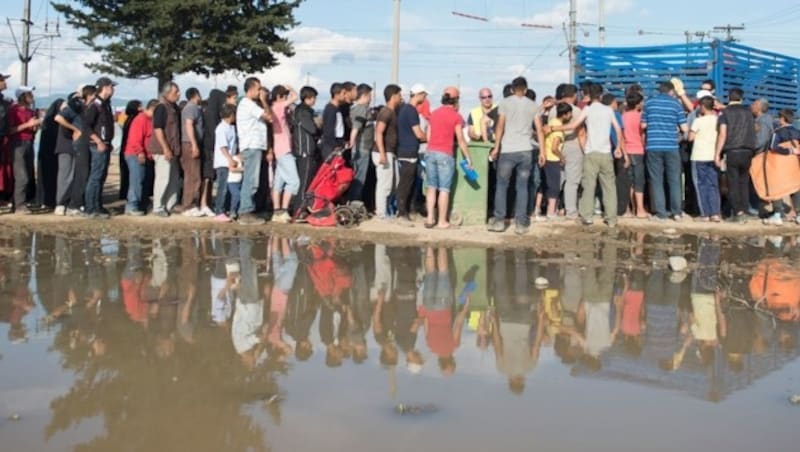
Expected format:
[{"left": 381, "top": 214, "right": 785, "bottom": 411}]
[
  {"left": 407, "top": 363, "right": 423, "bottom": 374},
  {"left": 696, "top": 89, "right": 714, "bottom": 100},
  {"left": 15, "top": 85, "right": 34, "bottom": 98},
  {"left": 410, "top": 83, "right": 427, "bottom": 95}
]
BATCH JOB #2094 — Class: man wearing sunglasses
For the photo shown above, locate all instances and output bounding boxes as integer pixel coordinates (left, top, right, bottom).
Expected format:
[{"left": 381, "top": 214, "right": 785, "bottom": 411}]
[{"left": 467, "top": 88, "right": 498, "bottom": 143}]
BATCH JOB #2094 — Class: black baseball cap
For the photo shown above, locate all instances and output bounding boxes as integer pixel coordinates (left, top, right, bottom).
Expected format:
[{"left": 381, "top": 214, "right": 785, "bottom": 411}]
[
  {"left": 0, "top": 74, "right": 11, "bottom": 81},
  {"left": 96, "top": 77, "right": 118, "bottom": 88}
]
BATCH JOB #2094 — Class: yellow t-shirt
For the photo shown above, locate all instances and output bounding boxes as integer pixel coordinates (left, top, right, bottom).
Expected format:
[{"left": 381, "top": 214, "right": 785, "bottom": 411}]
[{"left": 545, "top": 118, "right": 565, "bottom": 162}]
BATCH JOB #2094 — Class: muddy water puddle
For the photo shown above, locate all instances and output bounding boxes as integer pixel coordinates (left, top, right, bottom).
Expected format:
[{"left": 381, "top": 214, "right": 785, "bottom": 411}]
[{"left": 1, "top": 231, "right": 799, "bottom": 452}]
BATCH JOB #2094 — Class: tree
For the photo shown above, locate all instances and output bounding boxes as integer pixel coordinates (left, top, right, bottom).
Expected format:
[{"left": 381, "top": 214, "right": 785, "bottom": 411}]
[{"left": 52, "top": 0, "right": 303, "bottom": 89}]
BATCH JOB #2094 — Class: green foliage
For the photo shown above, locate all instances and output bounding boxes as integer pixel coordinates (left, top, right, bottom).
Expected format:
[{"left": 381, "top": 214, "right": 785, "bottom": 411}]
[{"left": 52, "top": 0, "right": 303, "bottom": 84}]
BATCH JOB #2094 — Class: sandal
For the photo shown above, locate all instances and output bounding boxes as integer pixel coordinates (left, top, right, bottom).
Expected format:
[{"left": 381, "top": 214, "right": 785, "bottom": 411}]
[{"left": 424, "top": 222, "right": 436, "bottom": 229}]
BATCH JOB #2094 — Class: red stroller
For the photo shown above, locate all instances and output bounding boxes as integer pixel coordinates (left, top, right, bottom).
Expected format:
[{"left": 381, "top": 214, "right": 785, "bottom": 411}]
[{"left": 293, "top": 148, "right": 366, "bottom": 228}]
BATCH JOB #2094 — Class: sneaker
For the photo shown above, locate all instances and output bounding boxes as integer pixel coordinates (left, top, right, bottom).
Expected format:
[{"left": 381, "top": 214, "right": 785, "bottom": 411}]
[
  {"left": 200, "top": 207, "right": 215, "bottom": 217},
  {"left": 67, "top": 208, "right": 88, "bottom": 218},
  {"left": 487, "top": 218, "right": 505, "bottom": 233},
  {"left": 153, "top": 209, "right": 170, "bottom": 218},
  {"left": 125, "top": 209, "right": 145, "bottom": 217},
  {"left": 515, "top": 223, "right": 530, "bottom": 235},
  {"left": 214, "top": 213, "right": 232, "bottom": 223},
  {"left": 532, "top": 215, "right": 547, "bottom": 223},
  {"left": 54, "top": 205, "right": 66, "bottom": 216},
  {"left": 649, "top": 216, "right": 666, "bottom": 223},
  {"left": 736, "top": 213, "right": 747, "bottom": 224},
  {"left": 90, "top": 211, "right": 110, "bottom": 220},
  {"left": 764, "top": 213, "right": 783, "bottom": 226},
  {"left": 238, "top": 213, "right": 266, "bottom": 225},
  {"left": 273, "top": 210, "right": 292, "bottom": 224},
  {"left": 579, "top": 217, "right": 594, "bottom": 226},
  {"left": 14, "top": 206, "right": 32, "bottom": 215},
  {"left": 672, "top": 214, "right": 684, "bottom": 222},
  {"left": 182, "top": 207, "right": 204, "bottom": 218}
]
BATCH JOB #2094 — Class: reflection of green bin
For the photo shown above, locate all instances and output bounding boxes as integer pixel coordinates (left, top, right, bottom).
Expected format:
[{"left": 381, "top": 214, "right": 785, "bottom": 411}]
[
  {"left": 452, "top": 249, "right": 489, "bottom": 333},
  {"left": 450, "top": 142, "right": 492, "bottom": 226}
]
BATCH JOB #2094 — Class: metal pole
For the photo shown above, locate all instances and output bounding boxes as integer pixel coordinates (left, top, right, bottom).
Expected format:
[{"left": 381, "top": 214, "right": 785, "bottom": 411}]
[
  {"left": 569, "top": 0, "right": 577, "bottom": 82},
  {"left": 391, "top": 0, "right": 400, "bottom": 84},
  {"left": 22, "top": 0, "right": 31, "bottom": 85},
  {"left": 598, "top": 0, "right": 605, "bottom": 46}
]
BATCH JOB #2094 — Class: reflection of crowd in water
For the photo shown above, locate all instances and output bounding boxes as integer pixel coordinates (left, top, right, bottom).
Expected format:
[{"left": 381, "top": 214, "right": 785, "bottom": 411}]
[{"left": 1, "top": 233, "right": 799, "bottom": 401}]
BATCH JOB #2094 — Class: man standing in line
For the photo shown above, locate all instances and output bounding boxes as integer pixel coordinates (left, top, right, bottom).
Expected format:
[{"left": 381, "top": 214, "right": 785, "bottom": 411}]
[
  {"left": 322, "top": 83, "right": 347, "bottom": 161},
  {"left": 488, "top": 77, "right": 541, "bottom": 235},
  {"left": 0, "top": 74, "right": 12, "bottom": 208},
  {"left": 180, "top": 87, "right": 205, "bottom": 217},
  {"left": 715, "top": 88, "right": 757, "bottom": 223},
  {"left": 235, "top": 77, "right": 272, "bottom": 225},
  {"left": 83, "top": 77, "right": 117, "bottom": 219},
  {"left": 549, "top": 84, "right": 583, "bottom": 219},
  {"left": 467, "top": 88, "right": 498, "bottom": 142},
  {"left": 373, "top": 84, "right": 402, "bottom": 220},
  {"left": 642, "top": 81, "right": 688, "bottom": 222},
  {"left": 6, "top": 85, "right": 41, "bottom": 214},
  {"left": 395, "top": 84, "right": 428, "bottom": 224},
  {"left": 347, "top": 84, "right": 374, "bottom": 201},
  {"left": 557, "top": 83, "right": 626, "bottom": 227},
  {"left": 149, "top": 82, "right": 182, "bottom": 218}
]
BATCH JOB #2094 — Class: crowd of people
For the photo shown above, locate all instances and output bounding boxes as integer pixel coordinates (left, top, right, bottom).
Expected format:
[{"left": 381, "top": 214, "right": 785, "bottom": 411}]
[{"left": 0, "top": 72, "right": 798, "bottom": 231}]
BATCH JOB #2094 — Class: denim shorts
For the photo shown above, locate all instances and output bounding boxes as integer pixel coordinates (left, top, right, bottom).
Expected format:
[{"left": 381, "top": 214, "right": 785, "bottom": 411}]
[{"left": 424, "top": 151, "right": 455, "bottom": 192}]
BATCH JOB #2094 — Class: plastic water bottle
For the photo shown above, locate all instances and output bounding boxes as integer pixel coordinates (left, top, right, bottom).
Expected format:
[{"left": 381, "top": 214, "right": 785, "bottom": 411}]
[{"left": 460, "top": 159, "right": 478, "bottom": 182}]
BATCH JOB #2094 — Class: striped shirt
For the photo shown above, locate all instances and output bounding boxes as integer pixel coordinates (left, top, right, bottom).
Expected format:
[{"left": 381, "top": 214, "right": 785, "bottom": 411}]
[{"left": 642, "top": 93, "right": 686, "bottom": 152}]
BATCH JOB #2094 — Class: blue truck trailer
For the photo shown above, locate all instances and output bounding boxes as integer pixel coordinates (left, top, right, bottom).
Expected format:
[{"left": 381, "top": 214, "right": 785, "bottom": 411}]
[{"left": 576, "top": 40, "right": 800, "bottom": 114}]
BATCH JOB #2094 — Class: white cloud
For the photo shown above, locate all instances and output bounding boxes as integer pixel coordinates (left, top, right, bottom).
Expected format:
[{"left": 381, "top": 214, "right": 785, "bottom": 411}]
[{"left": 492, "top": 0, "right": 634, "bottom": 28}]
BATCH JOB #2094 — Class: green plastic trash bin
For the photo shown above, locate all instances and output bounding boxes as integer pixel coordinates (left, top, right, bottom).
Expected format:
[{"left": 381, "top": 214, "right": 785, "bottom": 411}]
[{"left": 450, "top": 141, "right": 492, "bottom": 226}]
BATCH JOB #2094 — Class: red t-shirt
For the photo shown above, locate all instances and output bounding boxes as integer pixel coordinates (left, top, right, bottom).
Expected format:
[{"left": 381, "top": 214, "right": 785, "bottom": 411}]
[
  {"left": 9, "top": 104, "right": 36, "bottom": 141},
  {"left": 427, "top": 106, "right": 464, "bottom": 156},
  {"left": 419, "top": 307, "right": 455, "bottom": 357},
  {"left": 124, "top": 113, "right": 153, "bottom": 159},
  {"left": 121, "top": 277, "right": 150, "bottom": 323},
  {"left": 622, "top": 111, "right": 644, "bottom": 155},
  {"left": 621, "top": 290, "right": 644, "bottom": 336}
]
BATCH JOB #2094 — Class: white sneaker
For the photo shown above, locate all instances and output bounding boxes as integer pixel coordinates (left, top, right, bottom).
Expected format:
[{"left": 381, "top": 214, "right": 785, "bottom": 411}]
[
  {"left": 764, "top": 214, "right": 783, "bottom": 226},
  {"left": 54, "top": 205, "right": 66, "bottom": 216},
  {"left": 182, "top": 207, "right": 204, "bottom": 218},
  {"left": 200, "top": 207, "right": 215, "bottom": 217},
  {"left": 533, "top": 215, "right": 547, "bottom": 223}
]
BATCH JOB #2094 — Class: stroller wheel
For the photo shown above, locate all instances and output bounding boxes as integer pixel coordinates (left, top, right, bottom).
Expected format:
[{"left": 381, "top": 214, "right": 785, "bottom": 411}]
[
  {"left": 348, "top": 201, "right": 368, "bottom": 223},
  {"left": 335, "top": 207, "right": 357, "bottom": 229}
]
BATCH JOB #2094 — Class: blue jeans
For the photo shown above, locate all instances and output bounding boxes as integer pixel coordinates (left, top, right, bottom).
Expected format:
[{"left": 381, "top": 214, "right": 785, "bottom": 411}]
[
  {"left": 85, "top": 145, "right": 110, "bottom": 213},
  {"left": 228, "top": 182, "right": 242, "bottom": 215},
  {"left": 214, "top": 167, "right": 229, "bottom": 214},
  {"left": 527, "top": 148, "right": 542, "bottom": 215},
  {"left": 238, "top": 148, "right": 263, "bottom": 215},
  {"left": 691, "top": 161, "right": 720, "bottom": 217},
  {"left": 494, "top": 151, "right": 532, "bottom": 226},
  {"left": 125, "top": 155, "right": 145, "bottom": 212},
  {"left": 424, "top": 152, "right": 455, "bottom": 192},
  {"left": 646, "top": 151, "right": 682, "bottom": 218}
]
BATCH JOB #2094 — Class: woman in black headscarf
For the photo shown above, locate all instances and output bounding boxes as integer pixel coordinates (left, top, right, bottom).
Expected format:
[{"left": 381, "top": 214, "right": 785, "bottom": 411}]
[
  {"left": 118, "top": 100, "right": 143, "bottom": 200},
  {"left": 36, "top": 98, "right": 65, "bottom": 208}
]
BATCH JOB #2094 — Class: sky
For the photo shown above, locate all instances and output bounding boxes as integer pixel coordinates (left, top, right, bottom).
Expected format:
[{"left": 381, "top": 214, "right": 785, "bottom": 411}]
[{"left": 0, "top": 0, "right": 799, "bottom": 108}]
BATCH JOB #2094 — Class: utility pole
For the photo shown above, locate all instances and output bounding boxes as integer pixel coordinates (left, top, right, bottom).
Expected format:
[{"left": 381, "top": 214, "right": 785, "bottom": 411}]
[
  {"left": 391, "top": 0, "right": 400, "bottom": 84},
  {"left": 598, "top": 0, "right": 605, "bottom": 46},
  {"left": 568, "top": 0, "right": 577, "bottom": 82},
  {"left": 21, "top": 0, "right": 31, "bottom": 85},
  {"left": 713, "top": 24, "right": 745, "bottom": 42}
]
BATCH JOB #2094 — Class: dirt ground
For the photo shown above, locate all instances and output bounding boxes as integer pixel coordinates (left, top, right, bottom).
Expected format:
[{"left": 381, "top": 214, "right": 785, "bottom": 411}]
[{"left": 1, "top": 153, "right": 796, "bottom": 249}]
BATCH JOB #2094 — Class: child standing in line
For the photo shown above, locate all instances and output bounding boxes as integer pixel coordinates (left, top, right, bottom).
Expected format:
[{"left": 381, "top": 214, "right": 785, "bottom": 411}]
[
  {"left": 541, "top": 103, "right": 572, "bottom": 220},
  {"left": 212, "top": 105, "right": 238, "bottom": 222},
  {"left": 227, "top": 154, "right": 243, "bottom": 218},
  {"left": 622, "top": 92, "right": 647, "bottom": 218}
]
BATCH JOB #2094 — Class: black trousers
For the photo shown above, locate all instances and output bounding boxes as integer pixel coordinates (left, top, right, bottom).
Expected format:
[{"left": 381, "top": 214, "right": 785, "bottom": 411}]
[
  {"left": 396, "top": 159, "right": 418, "bottom": 217},
  {"left": 725, "top": 149, "right": 753, "bottom": 216},
  {"left": 68, "top": 145, "right": 90, "bottom": 210}
]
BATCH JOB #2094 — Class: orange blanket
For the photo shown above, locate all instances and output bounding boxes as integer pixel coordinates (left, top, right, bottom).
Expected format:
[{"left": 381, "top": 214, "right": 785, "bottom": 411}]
[{"left": 750, "top": 151, "right": 800, "bottom": 201}]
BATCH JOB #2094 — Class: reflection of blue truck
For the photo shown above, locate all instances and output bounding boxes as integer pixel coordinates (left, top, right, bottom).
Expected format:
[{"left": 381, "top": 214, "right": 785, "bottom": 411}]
[{"left": 576, "top": 40, "right": 800, "bottom": 115}]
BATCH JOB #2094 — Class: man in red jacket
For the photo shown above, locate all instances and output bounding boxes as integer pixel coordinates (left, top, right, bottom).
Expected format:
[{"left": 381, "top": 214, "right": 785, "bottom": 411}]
[{"left": 124, "top": 99, "right": 158, "bottom": 215}]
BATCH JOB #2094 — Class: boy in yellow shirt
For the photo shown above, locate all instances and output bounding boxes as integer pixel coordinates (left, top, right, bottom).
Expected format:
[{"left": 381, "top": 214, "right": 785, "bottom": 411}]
[{"left": 540, "top": 103, "right": 573, "bottom": 219}]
